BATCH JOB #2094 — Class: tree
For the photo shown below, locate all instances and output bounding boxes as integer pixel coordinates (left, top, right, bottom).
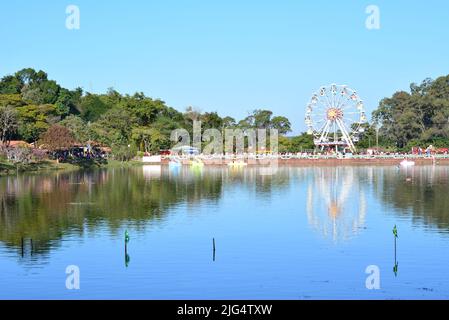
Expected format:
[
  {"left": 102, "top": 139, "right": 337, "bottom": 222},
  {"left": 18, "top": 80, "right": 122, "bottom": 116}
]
[
  {"left": 55, "top": 87, "right": 82, "bottom": 116},
  {"left": 15, "top": 68, "right": 42, "bottom": 85},
  {"left": 59, "top": 115, "right": 91, "bottom": 144},
  {"left": 270, "top": 116, "right": 292, "bottom": 135},
  {"left": 91, "top": 108, "right": 133, "bottom": 147},
  {"left": 132, "top": 127, "right": 166, "bottom": 153},
  {"left": 17, "top": 68, "right": 61, "bottom": 105},
  {"left": 373, "top": 75, "right": 449, "bottom": 149},
  {"left": 17, "top": 104, "right": 60, "bottom": 143},
  {"left": 0, "top": 75, "right": 23, "bottom": 94},
  {"left": 222, "top": 116, "right": 236, "bottom": 128},
  {"left": 112, "top": 145, "right": 136, "bottom": 162},
  {"left": 252, "top": 109, "right": 273, "bottom": 128},
  {"left": 79, "top": 93, "right": 109, "bottom": 122},
  {"left": 201, "top": 112, "right": 223, "bottom": 130},
  {"left": 39, "top": 125, "right": 76, "bottom": 151},
  {"left": 278, "top": 134, "right": 315, "bottom": 153},
  {"left": 125, "top": 95, "right": 165, "bottom": 126},
  {"left": 0, "top": 106, "right": 18, "bottom": 145},
  {"left": 0, "top": 94, "right": 25, "bottom": 108},
  {"left": 22, "top": 80, "right": 60, "bottom": 105},
  {"left": 237, "top": 118, "right": 253, "bottom": 133},
  {"left": 289, "top": 134, "right": 315, "bottom": 152}
]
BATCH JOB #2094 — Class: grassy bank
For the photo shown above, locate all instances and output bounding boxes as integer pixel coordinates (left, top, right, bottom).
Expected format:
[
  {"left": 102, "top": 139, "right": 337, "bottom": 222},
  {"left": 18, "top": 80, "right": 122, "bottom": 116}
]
[
  {"left": 0, "top": 158, "right": 146, "bottom": 175},
  {"left": 102, "top": 159, "right": 145, "bottom": 168},
  {"left": 0, "top": 160, "right": 79, "bottom": 175}
]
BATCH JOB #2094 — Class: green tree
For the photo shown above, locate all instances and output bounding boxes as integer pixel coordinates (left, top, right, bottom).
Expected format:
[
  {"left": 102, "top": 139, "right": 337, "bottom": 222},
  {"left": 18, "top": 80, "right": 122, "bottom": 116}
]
[
  {"left": 201, "top": 112, "right": 223, "bottom": 130},
  {"left": 252, "top": 109, "right": 273, "bottom": 128},
  {"left": 222, "top": 116, "right": 236, "bottom": 128},
  {"left": 79, "top": 94, "right": 109, "bottom": 122},
  {"left": 59, "top": 115, "right": 92, "bottom": 144},
  {"left": 0, "top": 94, "right": 25, "bottom": 108},
  {"left": 373, "top": 75, "right": 449, "bottom": 149},
  {"left": 0, "top": 75, "right": 23, "bottom": 94},
  {"left": 55, "top": 87, "right": 82, "bottom": 116},
  {"left": 125, "top": 94, "right": 166, "bottom": 126},
  {"left": 16, "top": 104, "right": 60, "bottom": 142},
  {"left": 289, "top": 133, "right": 315, "bottom": 152},
  {"left": 271, "top": 116, "right": 292, "bottom": 135},
  {"left": 91, "top": 108, "right": 133, "bottom": 147},
  {"left": 132, "top": 127, "right": 167, "bottom": 153}
]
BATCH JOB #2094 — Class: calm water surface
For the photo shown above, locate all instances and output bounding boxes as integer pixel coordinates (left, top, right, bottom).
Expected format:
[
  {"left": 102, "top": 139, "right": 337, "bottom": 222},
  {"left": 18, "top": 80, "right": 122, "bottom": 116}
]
[{"left": 1, "top": 165, "right": 449, "bottom": 299}]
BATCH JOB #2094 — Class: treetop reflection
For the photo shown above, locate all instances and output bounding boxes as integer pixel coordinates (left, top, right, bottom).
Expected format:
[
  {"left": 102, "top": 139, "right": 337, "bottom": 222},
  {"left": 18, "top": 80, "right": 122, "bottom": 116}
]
[{"left": 1, "top": 165, "right": 449, "bottom": 259}]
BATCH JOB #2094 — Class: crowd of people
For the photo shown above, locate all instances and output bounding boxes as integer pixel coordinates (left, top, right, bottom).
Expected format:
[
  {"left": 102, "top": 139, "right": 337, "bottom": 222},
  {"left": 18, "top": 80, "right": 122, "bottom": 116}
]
[{"left": 52, "top": 146, "right": 108, "bottom": 164}]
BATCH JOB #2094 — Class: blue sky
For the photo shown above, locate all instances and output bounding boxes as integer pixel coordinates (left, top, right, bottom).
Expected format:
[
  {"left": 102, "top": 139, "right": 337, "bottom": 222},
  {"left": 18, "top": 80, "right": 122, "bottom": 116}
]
[{"left": 1, "top": 0, "right": 449, "bottom": 133}]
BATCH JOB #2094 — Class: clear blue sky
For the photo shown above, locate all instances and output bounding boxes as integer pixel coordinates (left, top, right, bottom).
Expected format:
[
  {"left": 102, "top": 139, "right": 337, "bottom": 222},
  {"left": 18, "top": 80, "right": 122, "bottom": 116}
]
[{"left": 1, "top": 0, "right": 449, "bottom": 134}]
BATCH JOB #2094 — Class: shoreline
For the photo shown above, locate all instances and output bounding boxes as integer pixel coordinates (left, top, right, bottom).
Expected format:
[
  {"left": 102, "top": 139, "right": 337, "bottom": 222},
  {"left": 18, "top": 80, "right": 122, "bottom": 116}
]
[
  {"left": 1, "top": 157, "right": 446, "bottom": 176},
  {"left": 159, "top": 157, "right": 446, "bottom": 166},
  {"left": 0, "top": 159, "right": 144, "bottom": 175}
]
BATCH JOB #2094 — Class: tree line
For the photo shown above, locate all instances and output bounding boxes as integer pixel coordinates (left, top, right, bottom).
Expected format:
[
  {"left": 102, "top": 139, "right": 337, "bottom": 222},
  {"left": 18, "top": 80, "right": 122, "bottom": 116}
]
[
  {"left": 0, "top": 68, "right": 315, "bottom": 160},
  {"left": 363, "top": 75, "right": 449, "bottom": 150},
  {"left": 2, "top": 68, "right": 449, "bottom": 159}
]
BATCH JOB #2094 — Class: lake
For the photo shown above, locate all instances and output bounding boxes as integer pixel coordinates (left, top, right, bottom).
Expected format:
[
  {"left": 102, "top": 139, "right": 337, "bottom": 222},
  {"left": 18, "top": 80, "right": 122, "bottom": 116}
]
[{"left": 1, "top": 165, "right": 449, "bottom": 299}]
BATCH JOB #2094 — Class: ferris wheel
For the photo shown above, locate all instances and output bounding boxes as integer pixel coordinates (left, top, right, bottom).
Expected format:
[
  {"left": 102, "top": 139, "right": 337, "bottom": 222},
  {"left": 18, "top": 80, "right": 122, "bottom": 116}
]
[
  {"left": 306, "top": 167, "right": 367, "bottom": 242},
  {"left": 305, "top": 84, "right": 367, "bottom": 152}
]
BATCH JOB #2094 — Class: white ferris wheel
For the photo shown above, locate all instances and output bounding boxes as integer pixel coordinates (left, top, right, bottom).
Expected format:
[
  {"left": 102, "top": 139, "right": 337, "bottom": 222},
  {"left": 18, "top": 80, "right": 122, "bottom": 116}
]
[{"left": 305, "top": 84, "right": 367, "bottom": 152}]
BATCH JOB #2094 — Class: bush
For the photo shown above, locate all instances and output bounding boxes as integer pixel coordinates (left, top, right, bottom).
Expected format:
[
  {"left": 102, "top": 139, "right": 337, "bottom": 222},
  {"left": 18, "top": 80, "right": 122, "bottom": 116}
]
[
  {"left": 112, "top": 145, "right": 137, "bottom": 162},
  {"left": 5, "top": 147, "right": 33, "bottom": 164}
]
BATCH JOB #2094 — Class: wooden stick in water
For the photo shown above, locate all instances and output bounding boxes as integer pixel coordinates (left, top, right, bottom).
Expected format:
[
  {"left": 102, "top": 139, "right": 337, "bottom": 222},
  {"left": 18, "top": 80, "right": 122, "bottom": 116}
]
[{"left": 213, "top": 238, "right": 216, "bottom": 262}]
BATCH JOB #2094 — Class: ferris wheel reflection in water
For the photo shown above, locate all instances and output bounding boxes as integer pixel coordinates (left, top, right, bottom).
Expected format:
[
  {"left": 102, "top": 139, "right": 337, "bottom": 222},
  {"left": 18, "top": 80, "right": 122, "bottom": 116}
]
[{"left": 306, "top": 167, "right": 367, "bottom": 242}]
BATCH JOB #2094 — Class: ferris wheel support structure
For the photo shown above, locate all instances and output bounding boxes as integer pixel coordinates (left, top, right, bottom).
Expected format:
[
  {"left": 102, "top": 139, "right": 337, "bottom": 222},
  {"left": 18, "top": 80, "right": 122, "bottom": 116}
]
[{"left": 336, "top": 118, "right": 356, "bottom": 153}]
